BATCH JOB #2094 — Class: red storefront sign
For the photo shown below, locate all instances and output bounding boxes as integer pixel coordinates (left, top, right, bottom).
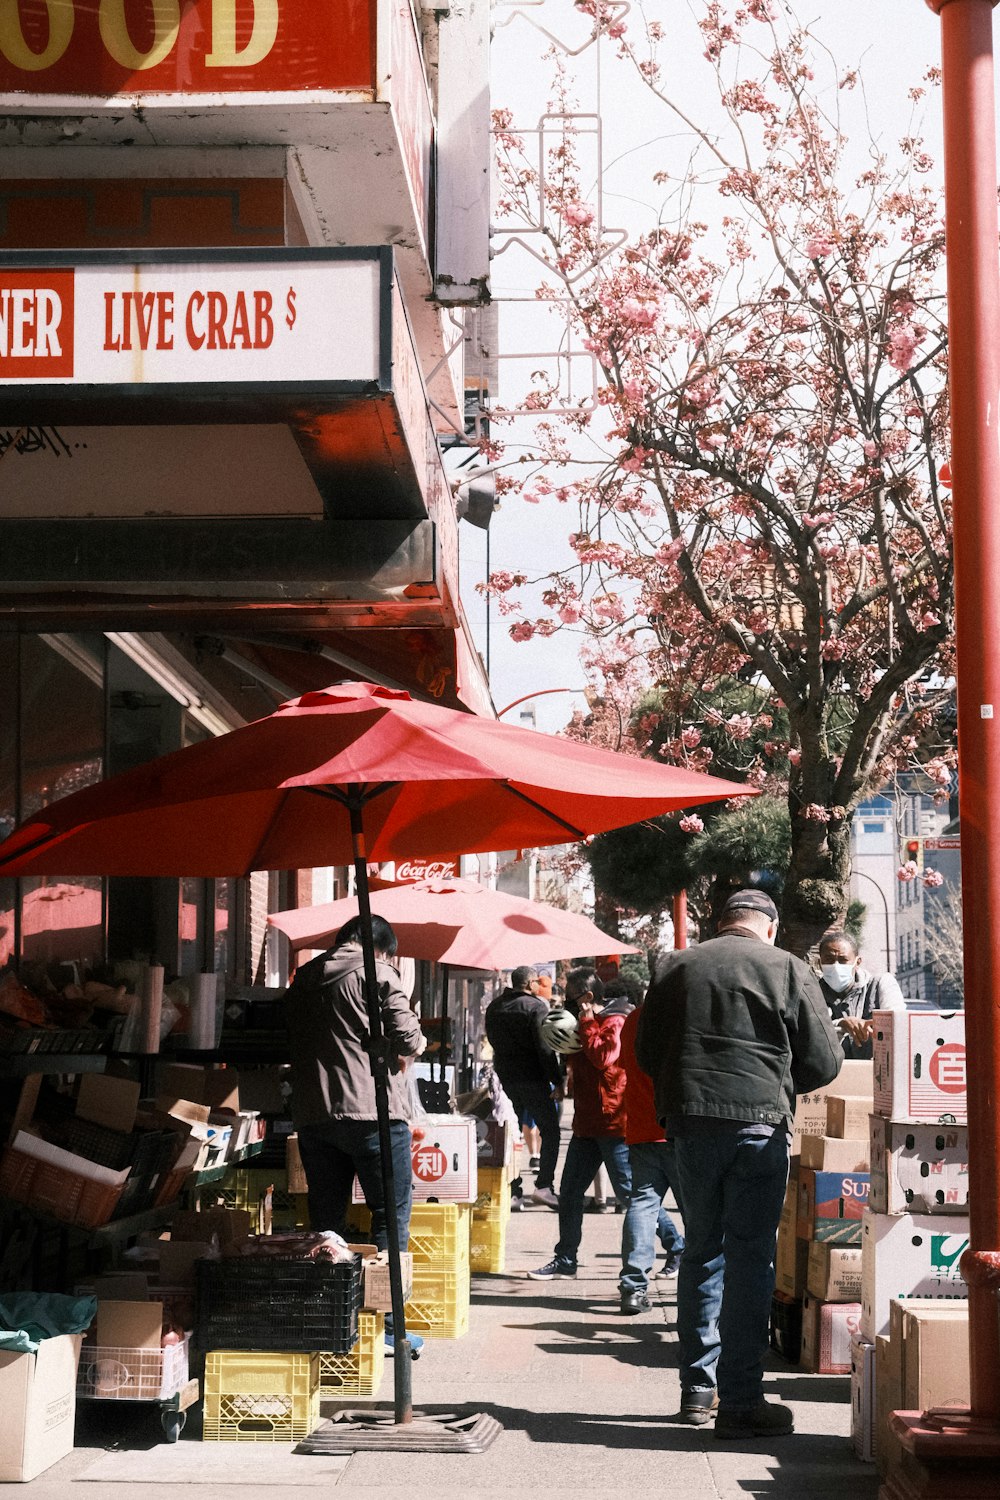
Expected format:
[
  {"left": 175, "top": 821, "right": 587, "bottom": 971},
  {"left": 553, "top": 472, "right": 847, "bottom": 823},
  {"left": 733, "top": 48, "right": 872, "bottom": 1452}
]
[{"left": 0, "top": 0, "right": 375, "bottom": 96}]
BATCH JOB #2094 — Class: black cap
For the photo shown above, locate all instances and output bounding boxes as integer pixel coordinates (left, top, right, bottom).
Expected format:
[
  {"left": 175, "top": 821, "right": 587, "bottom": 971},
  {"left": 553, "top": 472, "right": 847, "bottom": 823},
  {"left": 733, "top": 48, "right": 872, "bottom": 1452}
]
[{"left": 721, "top": 889, "right": 779, "bottom": 922}]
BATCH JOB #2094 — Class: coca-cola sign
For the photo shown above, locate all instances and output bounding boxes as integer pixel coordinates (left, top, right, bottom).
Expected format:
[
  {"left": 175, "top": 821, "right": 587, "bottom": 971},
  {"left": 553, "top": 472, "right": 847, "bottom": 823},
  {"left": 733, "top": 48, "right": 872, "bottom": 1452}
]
[{"left": 395, "top": 859, "right": 458, "bottom": 883}]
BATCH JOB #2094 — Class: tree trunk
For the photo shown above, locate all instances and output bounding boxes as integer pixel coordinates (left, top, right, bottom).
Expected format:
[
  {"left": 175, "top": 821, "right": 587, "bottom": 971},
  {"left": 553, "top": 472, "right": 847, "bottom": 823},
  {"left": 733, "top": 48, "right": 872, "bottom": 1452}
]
[{"left": 780, "top": 809, "right": 853, "bottom": 958}]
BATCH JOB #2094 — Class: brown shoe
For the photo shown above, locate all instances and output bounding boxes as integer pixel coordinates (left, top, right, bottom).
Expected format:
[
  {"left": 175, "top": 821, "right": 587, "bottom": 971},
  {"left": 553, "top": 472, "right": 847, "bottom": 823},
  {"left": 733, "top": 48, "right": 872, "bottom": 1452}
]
[{"left": 679, "top": 1389, "right": 718, "bottom": 1425}]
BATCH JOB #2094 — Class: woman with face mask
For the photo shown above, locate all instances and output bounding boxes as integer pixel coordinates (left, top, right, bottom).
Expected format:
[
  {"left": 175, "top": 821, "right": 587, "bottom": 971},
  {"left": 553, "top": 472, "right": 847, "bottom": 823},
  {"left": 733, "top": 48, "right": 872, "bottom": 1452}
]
[{"left": 816, "top": 930, "right": 906, "bottom": 1058}]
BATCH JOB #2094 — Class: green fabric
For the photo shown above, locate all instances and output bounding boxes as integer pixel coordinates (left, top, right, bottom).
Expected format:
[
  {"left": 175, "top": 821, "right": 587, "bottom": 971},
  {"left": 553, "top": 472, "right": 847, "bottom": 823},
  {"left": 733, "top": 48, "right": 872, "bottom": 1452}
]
[{"left": 0, "top": 1292, "right": 97, "bottom": 1352}]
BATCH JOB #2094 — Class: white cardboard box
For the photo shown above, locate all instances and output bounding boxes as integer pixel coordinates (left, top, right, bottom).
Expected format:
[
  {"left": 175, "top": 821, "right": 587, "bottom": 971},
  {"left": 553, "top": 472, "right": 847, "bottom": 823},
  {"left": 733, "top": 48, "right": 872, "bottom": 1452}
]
[
  {"left": 353, "top": 1116, "right": 479, "bottom": 1203},
  {"left": 869, "top": 1118, "right": 969, "bottom": 1215},
  {"left": 872, "top": 1011, "right": 966, "bottom": 1124},
  {"left": 0, "top": 1334, "right": 82, "bottom": 1482},
  {"left": 860, "top": 1208, "right": 970, "bottom": 1338},
  {"left": 850, "top": 1333, "right": 876, "bottom": 1463}
]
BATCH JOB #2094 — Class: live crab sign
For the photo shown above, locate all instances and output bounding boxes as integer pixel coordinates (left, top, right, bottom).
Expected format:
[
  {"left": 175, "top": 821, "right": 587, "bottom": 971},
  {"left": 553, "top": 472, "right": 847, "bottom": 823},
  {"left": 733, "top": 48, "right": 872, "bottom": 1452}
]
[{"left": 0, "top": 0, "right": 375, "bottom": 96}]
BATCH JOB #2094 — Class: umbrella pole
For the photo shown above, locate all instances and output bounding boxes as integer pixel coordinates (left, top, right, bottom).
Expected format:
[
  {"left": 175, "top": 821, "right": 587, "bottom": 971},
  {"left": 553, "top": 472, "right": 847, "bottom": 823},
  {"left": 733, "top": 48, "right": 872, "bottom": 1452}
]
[
  {"left": 347, "top": 793, "right": 413, "bottom": 1425},
  {"left": 439, "top": 965, "right": 449, "bottom": 1085}
]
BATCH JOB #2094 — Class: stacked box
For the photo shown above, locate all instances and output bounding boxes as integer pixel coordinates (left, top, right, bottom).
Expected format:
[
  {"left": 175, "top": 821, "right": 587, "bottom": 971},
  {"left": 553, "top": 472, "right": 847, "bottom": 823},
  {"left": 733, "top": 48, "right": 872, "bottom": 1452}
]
[
  {"left": 470, "top": 1165, "right": 510, "bottom": 1273},
  {"left": 851, "top": 1333, "right": 875, "bottom": 1462},
  {"left": 863, "top": 1011, "right": 971, "bottom": 1484},
  {"left": 797, "top": 1070, "right": 872, "bottom": 1373},
  {"left": 406, "top": 1202, "right": 471, "bottom": 1338}
]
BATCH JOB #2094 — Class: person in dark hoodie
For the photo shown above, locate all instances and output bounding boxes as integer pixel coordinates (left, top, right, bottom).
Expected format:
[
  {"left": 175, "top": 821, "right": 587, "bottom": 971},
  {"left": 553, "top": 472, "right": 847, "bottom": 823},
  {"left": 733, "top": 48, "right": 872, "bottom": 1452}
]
[
  {"left": 485, "top": 965, "right": 562, "bottom": 1209},
  {"left": 528, "top": 966, "right": 636, "bottom": 1279},
  {"left": 285, "top": 914, "right": 426, "bottom": 1352}
]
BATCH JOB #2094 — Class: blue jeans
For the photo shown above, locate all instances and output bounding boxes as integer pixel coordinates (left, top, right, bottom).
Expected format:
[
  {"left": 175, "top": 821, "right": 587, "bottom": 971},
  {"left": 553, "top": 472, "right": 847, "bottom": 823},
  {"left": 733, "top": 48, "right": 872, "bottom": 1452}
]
[
  {"left": 296, "top": 1117, "right": 413, "bottom": 1254},
  {"left": 620, "top": 1140, "right": 686, "bottom": 1294},
  {"left": 671, "top": 1121, "right": 790, "bottom": 1410},
  {"left": 554, "top": 1134, "right": 632, "bottom": 1266}
]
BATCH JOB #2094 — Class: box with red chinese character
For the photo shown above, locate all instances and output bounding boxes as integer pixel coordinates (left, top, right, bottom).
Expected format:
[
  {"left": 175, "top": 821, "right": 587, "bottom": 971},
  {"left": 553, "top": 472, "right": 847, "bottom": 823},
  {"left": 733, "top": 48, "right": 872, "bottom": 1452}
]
[
  {"left": 869, "top": 1117, "right": 968, "bottom": 1214},
  {"left": 872, "top": 1011, "right": 966, "bottom": 1124},
  {"left": 352, "top": 1116, "right": 478, "bottom": 1204}
]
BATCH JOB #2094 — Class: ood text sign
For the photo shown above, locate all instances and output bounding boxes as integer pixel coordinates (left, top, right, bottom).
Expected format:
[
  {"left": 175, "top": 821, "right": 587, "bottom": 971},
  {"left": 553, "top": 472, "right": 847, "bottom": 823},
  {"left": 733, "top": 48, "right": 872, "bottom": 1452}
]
[
  {"left": 0, "top": 0, "right": 374, "bottom": 96},
  {"left": 0, "top": 254, "right": 383, "bottom": 386}
]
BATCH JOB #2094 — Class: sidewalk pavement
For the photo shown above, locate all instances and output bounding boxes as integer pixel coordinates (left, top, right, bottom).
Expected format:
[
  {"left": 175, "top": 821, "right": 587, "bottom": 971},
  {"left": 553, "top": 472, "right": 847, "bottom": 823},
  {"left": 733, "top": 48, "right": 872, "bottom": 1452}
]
[{"left": 39, "top": 1173, "right": 881, "bottom": 1498}]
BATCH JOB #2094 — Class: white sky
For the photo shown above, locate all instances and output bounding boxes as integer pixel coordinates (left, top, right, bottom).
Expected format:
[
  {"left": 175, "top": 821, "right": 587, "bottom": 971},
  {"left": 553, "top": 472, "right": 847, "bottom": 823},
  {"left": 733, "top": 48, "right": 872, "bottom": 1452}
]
[{"left": 465, "top": 0, "right": 948, "bottom": 731}]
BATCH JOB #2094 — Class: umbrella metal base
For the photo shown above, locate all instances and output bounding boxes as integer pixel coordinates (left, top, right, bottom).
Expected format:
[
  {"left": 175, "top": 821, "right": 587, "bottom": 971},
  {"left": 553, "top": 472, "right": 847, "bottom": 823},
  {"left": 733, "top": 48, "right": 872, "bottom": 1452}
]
[{"left": 297, "top": 1407, "right": 502, "bottom": 1454}]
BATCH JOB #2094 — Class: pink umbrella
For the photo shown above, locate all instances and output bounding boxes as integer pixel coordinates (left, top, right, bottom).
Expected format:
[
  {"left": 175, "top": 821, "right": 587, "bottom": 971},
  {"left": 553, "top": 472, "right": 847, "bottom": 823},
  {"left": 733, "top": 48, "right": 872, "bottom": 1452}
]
[{"left": 268, "top": 876, "right": 639, "bottom": 968}]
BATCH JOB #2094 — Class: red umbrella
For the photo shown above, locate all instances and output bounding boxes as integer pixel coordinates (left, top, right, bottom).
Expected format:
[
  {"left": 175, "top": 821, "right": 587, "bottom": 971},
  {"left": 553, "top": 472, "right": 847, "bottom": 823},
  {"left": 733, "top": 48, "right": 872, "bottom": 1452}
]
[
  {"left": 268, "top": 876, "right": 639, "bottom": 968},
  {"left": 0, "top": 682, "right": 750, "bottom": 878},
  {"left": 0, "top": 681, "right": 755, "bottom": 1427}
]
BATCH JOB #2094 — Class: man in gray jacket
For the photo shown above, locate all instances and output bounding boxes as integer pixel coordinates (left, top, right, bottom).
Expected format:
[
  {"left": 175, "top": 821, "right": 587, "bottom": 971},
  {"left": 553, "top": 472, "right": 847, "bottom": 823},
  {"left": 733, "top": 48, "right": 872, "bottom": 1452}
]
[
  {"left": 636, "top": 889, "right": 842, "bottom": 1439},
  {"left": 285, "top": 914, "right": 425, "bottom": 1291}
]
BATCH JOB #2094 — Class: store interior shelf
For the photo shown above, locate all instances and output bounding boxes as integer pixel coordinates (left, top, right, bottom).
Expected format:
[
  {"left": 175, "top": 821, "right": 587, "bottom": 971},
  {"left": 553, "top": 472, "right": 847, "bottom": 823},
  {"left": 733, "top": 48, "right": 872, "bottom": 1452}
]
[{"left": 0, "top": 1052, "right": 108, "bottom": 1078}]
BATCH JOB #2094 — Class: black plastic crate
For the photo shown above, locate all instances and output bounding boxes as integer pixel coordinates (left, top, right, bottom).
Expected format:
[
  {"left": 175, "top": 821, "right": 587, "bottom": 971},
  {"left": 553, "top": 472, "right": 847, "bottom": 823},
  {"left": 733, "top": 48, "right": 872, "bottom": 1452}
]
[
  {"left": 64, "top": 1119, "right": 178, "bottom": 1176},
  {"left": 195, "top": 1253, "right": 362, "bottom": 1353}
]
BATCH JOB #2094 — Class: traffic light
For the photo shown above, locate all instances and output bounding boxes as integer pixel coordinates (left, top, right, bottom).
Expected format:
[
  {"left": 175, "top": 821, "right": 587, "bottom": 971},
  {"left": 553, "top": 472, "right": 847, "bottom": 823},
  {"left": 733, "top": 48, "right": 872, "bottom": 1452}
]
[{"left": 905, "top": 837, "right": 922, "bottom": 872}]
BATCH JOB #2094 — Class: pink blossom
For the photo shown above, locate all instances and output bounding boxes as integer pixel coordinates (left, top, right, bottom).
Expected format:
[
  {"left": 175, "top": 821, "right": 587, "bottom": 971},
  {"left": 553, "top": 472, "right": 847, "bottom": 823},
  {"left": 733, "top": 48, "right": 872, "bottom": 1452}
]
[
  {"left": 805, "top": 233, "right": 836, "bottom": 259},
  {"left": 564, "top": 200, "right": 596, "bottom": 229},
  {"left": 681, "top": 726, "right": 702, "bottom": 749},
  {"left": 801, "top": 803, "right": 831, "bottom": 822},
  {"left": 922, "top": 869, "right": 944, "bottom": 889},
  {"left": 887, "top": 325, "right": 923, "bottom": 373},
  {"left": 803, "top": 511, "right": 835, "bottom": 529},
  {"left": 921, "top": 611, "right": 941, "bottom": 628},
  {"left": 725, "top": 712, "right": 754, "bottom": 740},
  {"left": 558, "top": 603, "right": 582, "bottom": 624},
  {"left": 509, "top": 622, "right": 535, "bottom": 643},
  {"left": 619, "top": 298, "right": 659, "bottom": 330},
  {"left": 679, "top": 814, "right": 704, "bottom": 834},
  {"left": 896, "top": 861, "right": 919, "bottom": 883}
]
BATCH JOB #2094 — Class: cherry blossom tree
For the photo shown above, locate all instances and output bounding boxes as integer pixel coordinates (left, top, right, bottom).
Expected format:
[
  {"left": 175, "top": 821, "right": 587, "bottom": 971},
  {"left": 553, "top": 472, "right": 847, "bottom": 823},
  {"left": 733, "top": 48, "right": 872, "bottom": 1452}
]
[{"left": 490, "top": 1, "right": 954, "bottom": 955}]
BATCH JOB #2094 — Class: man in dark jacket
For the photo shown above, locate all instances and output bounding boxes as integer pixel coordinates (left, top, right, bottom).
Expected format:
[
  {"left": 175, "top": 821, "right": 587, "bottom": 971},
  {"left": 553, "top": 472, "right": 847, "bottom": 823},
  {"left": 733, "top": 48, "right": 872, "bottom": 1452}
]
[
  {"left": 285, "top": 914, "right": 425, "bottom": 1298},
  {"left": 636, "top": 890, "right": 842, "bottom": 1439},
  {"left": 485, "top": 965, "right": 562, "bottom": 1209}
]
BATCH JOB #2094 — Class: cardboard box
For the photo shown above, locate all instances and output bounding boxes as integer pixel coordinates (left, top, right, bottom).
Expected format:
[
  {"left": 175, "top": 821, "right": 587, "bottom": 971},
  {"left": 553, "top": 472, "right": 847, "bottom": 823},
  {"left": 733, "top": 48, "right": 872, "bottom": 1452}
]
[
  {"left": 353, "top": 1115, "right": 479, "bottom": 1203},
  {"left": 792, "top": 1060, "right": 873, "bottom": 1149},
  {"left": 776, "top": 1216, "right": 809, "bottom": 1298},
  {"left": 96, "top": 1301, "right": 162, "bottom": 1350},
  {"left": 363, "top": 1251, "right": 415, "bottom": 1311},
  {"left": 860, "top": 1209, "right": 969, "bottom": 1338},
  {"left": 157, "top": 1063, "right": 240, "bottom": 1114},
  {"left": 826, "top": 1095, "right": 871, "bottom": 1140},
  {"left": 170, "top": 1207, "right": 251, "bottom": 1247},
  {"left": 800, "top": 1135, "right": 869, "bottom": 1172},
  {"left": 473, "top": 1118, "right": 515, "bottom": 1174},
  {"left": 869, "top": 1117, "right": 969, "bottom": 1215},
  {"left": 76, "top": 1074, "right": 141, "bottom": 1133},
  {"left": 901, "top": 1305, "right": 970, "bottom": 1411},
  {"left": 850, "top": 1333, "right": 875, "bottom": 1462},
  {"left": 807, "top": 1242, "right": 863, "bottom": 1302},
  {"left": 875, "top": 1333, "right": 903, "bottom": 1478},
  {"left": 873, "top": 1011, "right": 966, "bottom": 1124},
  {"left": 237, "top": 1066, "right": 290, "bottom": 1115},
  {"left": 800, "top": 1295, "right": 861, "bottom": 1373},
  {"left": 797, "top": 1168, "right": 869, "bottom": 1243},
  {"left": 0, "top": 1334, "right": 82, "bottom": 1482},
  {"left": 157, "top": 1239, "right": 213, "bottom": 1288}
]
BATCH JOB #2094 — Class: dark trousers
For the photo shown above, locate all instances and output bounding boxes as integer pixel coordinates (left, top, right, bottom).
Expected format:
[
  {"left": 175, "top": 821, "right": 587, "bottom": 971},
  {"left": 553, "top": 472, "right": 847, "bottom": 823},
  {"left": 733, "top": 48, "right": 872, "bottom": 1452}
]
[
  {"left": 504, "top": 1079, "right": 561, "bottom": 1192},
  {"left": 296, "top": 1117, "right": 413, "bottom": 1254}
]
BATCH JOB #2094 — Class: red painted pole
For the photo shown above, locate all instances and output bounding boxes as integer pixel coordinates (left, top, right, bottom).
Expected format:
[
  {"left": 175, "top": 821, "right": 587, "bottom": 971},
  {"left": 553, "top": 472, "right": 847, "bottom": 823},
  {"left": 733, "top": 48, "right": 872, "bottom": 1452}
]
[
  {"left": 672, "top": 889, "right": 688, "bottom": 949},
  {"left": 926, "top": 0, "right": 1000, "bottom": 1421}
]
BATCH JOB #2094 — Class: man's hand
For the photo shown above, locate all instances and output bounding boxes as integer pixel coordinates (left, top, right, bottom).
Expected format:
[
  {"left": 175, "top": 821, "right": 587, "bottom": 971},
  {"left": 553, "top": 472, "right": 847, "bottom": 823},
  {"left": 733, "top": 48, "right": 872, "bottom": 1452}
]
[
  {"left": 553, "top": 1082, "right": 565, "bottom": 1102},
  {"left": 577, "top": 1000, "right": 596, "bottom": 1021},
  {"left": 838, "top": 1016, "right": 873, "bottom": 1045}
]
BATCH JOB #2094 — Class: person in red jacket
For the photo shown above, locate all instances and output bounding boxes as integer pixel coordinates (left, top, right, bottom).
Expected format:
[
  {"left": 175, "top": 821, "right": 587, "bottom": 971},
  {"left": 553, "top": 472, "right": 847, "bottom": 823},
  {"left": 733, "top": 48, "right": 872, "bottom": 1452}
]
[
  {"left": 618, "top": 1002, "right": 685, "bottom": 1313},
  {"left": 528, "top": 966, "right": 633, "bottom": 1279}
]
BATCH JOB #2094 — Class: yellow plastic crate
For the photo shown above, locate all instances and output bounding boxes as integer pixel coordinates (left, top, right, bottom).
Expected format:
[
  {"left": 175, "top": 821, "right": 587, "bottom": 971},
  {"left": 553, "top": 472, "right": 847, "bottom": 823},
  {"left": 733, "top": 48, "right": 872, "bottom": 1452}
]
[
  {"left": 318, "top": 1312, "right": 385, "bottom": 1396},
  {"left": 470, "top": 1211, "right": 507, "bottom": 1273},
  {"left": 347, "top": 1202, "right": 470, "bottom": 1270},
  {"left": 475, "top": 1166, "right": 510, "bottom": 1207},
  {"left": 404, "top": 1264, "right": 470, "bottom": 1339},
  {"left": 203, "top": 1350, "right": 320, "bottom": 1442}
]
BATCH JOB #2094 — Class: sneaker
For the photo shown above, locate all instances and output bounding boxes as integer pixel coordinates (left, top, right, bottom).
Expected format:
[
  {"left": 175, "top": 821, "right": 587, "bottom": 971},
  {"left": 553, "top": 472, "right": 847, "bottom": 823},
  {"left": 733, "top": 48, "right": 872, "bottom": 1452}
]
[
  {"left": 510, "top": 1193, "right": 524, "bottom": 1213},
  {"left": 584, "top": 1199, "right": 609, "bottom": 1214},
  {"left": 384, "top": 1331, "right": 425, "bottom": 1358},
  {"left": 530, "top": 1185, "right": 560, "bottom": 1210},
  {"left": 527, "top": 1257, "right": 576, "bottom": 1280},
  {"left": 662, "top": 1251, "right": 683, "bottom": 1278},
  {"left": 679, "top": 1388, "right": 718, "bottom": 1425},
  {"left": 528, "top": 1155, "right": 541, "bottom": 1170},
  {"left": 714, "top": 1400, "right": 794, "bottom": 1439},
  {"left": 620, "top": 1289, "right": 651, "bottom": 1315}
]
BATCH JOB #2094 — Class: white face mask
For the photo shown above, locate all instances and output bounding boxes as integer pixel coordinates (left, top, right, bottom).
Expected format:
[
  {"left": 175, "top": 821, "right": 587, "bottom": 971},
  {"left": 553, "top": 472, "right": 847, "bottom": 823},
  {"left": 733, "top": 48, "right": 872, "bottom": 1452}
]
[{"left": 821, "top": 961, "right": 856, "bottom": 994}]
